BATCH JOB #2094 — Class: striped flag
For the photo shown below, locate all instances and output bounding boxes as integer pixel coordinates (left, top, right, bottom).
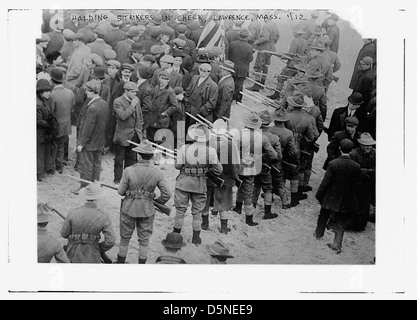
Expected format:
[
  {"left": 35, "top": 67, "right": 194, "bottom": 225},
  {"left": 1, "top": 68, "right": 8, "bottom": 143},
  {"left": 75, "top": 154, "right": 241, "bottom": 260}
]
[{"left": 197, "top": 12, "right": 225, "bottom": 50}]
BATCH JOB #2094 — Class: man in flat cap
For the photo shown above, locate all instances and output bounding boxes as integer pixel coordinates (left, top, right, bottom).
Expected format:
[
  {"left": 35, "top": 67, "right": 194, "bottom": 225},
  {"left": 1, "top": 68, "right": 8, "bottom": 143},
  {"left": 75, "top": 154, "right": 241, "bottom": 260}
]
[
  {"left": 352, "top": 56, "right": 375, "bottom": 109},
  {"left": 77, "top": 21, "right": 99, "bottom": 45},
  {"left": 113, "top": 81, "right": 144, "bottom": 186},
  {"left": 214, "top": 60, "right": 236, "bottom": 119},
  {"left": 349, "top": 39, "right": 376, "bottom": 90},
  {"left": 120, "top": 63, "right": 134, "bottom": 84},
  {"left": 66, "top": 33, "right": 92, "bottom": 85},
  {"left": 104, "top": 18, "right": 127, "bottom": 50},
  {"left": 315, "top": 139, "right": 361, "bottom": 254},
  {"left": 226, "top": 20, "right": 245, "bottom": 44},
  {"left": 323, "top": 116, "right": 361, "bottom": 170},
  {"left": 135, "top": 66, "right": 154, "bottom": 136},
  {"left": 38, "top": 203, "right": 70, "bottom": 263},
  {"left": 228, "top": 29, "right": 254, "bottom": 103},
  {"left": 174, "top": 24, "right": 197, "bottom": 62},
  {"left": 61, "top": 182, "right": 116, "bottom": 263},
  {"left": 151, "top": 54, "right": 183, "bottom": 89},
  {"left": 115, "top": 26, "right": 143, "bottom": 64},
  {"left": 87, "top": 28, "right": 113, "bottom": 62},
  {"left": 45, "top": 20, "right": 65, "bottom": 57},
  {"left": 36, "top": 34, "right": 51, "bottom": 69},
  {"left": 116, "top": 140, "right": 171, "bottom": 264},
  {"left": 60, "top": 29, "right": 76, "bottom": 63}
]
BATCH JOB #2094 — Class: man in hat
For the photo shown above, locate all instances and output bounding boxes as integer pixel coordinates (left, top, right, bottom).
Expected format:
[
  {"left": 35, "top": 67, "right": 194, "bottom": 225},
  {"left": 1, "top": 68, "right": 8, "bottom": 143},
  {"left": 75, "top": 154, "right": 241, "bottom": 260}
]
[
  {"left": 315, "top": 139, "right": 361, "bottom": 254},
  {"left": 78, "top": 21, "right": 99, "bottom": 45},
  {"left": 75, "top": 80, "right": 109, "bottom": 191},
  {"left": 173, "top": 123, "right": 223, "bottom": 244},
  {"left": 252, "top": 111, "right": 282, "bottom": 219},
  {"left": 115, "top": 26, "right": 143, "bottom": 64},
  {"left": 226, "top": 20, "right": 245, "bottom": 44},
  {"left": 38, "top": 203, "right": 70, "bottom": 263},
  {"left": 306, "top": 66, "right": 328, "bottom": 120},
  {"left": 156, "top": 232, "right": 187, "bottom": 264},
  {"left": 136, "top": 66, "right": 154, "bottom": 135},
  {"left": 113, "top": 81, "right": 144, "bottom": 186},
  {"left": 87, "top": 28, "right": 112, "bottom": 62},
  {"left": 201, "top": 119, "right": 240, "bottom": 234},
  {"left": 349, "top": 133, "right": 376, "bottom": 231},
  {"left": 289, "top": 27, "right": 308, "bottom": 55},
  {"left": 104, "top": 18, "right": 127, "bottom": 50},
  {"left": 50, "top": 68, "right": 75, "bottom": 174},
  {"left": 323, "top": 116, "right": 361, "bottom": 170},
  {"left": 349, "top": 39, "right": 376, "bottom": 90},
  {"left": 45, "top": 51, "right": 64, "bottom": 74},
  {"left": 45, "top": 19, "right": 64, "bottom": 57},
  {"left": 91, "top": 67, "right": 110, "bottom": 101},
  {"left": 307, "top": 40, "right": 333, "bottom": 92},
  {"left": 183, "top": 63, "right": 219, "bottom": 124},
  {"left": 228, "top": 29, "right": 254, "bottom": 103},
  {"left": 36, "top": 34, "right": 51, "bottom": 69},
  {"left": 247, "top": 17, "right": 280, "bottom": 92},
  {"left": 270, "top": 108, "right": 297, "bottom": 209},
  {"left": 322, "top": 35, "right": 341, "bottom": 75},
  {"left": 206, "top": 240, "right": 234, "bottom": 264},
  {"left": 103, "top": 48, "right": 117, "bottom": 62},
  {"left": 327, "top": 92, "right": 365, "bottom": 140},
  {"left": 151, "top": 55, "right": 183, "bottom": 89},
  {"left": 322, "top": 13, "right": 340, "bottom": 53},
  {"left": 352, "top": 56, "right": 375, "bottom": 109},
  {"left": 305, "top": 11, "right": 320, "bottom": 38},
  {"left": 60, "top": 29, "right": 76, "bottom": 63},
  {"left": 117, "top": 140, "right": 171, "bottom": 264},
  {"left": 61, "top": 182, "right": 116, "bottom": 263},
  {"left": 214, "top": 61, "right": 236, "bottom": 119},
  {"left": 120, "top": 63, "right": 134, "bottom": 84},
  {"left": 66, "top": 33, "right": 92, "bottom": 84},
  {"left": 284, "top": 93, "right": 316, "bottom": 205},
  {"left": 174, "top": 24, "right": 197, "bottom": 62},
  {"left": 233, "top": 111, "right": 278, "bottom": 225}
]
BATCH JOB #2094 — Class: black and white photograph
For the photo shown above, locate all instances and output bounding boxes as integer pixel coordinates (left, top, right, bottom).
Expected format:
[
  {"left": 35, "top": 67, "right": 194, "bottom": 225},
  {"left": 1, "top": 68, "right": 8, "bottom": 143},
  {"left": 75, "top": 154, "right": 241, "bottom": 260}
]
[{"left": 2, "top": 0, "right": 414, "bottom": 299}]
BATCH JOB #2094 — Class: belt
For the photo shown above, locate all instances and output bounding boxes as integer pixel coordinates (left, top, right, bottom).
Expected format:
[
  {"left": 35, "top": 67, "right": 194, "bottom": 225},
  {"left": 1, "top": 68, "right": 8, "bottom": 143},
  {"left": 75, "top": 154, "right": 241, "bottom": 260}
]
[
  {"left": 125, "top": 190, "right": 155, "bottom": 200},
  {"left": 68, "top": 234, "right": 100, "bottom": 245},
  {"left": 181, "top": 167, "right": 208, "bottom": 177}
]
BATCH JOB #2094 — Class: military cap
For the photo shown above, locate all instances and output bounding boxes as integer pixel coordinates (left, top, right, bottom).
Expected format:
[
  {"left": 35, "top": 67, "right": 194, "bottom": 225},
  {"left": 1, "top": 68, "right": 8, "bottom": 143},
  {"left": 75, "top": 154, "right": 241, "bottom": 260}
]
[
  {"left": 295, "top": 84, "right": 313, "bottom": 97},
  {"left": 287, "top": 93, "right": 307, "bottom": 108},
  {"left": 160, "top": 54, "right": 176, "bottom": 64},
  {"left": 188, "top": 123, "right": 209, "bottom": 142},
  {"left": 36, "top": 79, "right": 53, "bottom": 92},
  {"left": 85, "top": 80, "right": 101, "bottom": 93},
  {"left": 360, "top": 56, "right": 374, "bottom": 65},
  {"left": 90, "top": 54, "right": 104, "bottom": 67},
  {"left": 92, "top": 67, "right": 107, "bottom": 80},
  {"left": 150, "top": 26, "right": 162, "bottom": 38},
  {"left": 243, "top": 111, "right": 262, "bottom": 130},
  {"left": 123, "top": 81, "right": 139, "bottom": 91},
  {"left": 306, "top": 67, "right": 323, "bottom": 79},
  {"left": 37, "top": 203, "right": 52, "bottom": 223},
  {"left": 138, "top": 66, "right": 152, "bottom": 79},
  {"left": 131, "top": 42, "right": 145, "bottom": 53},
  {"left": 103, "top": 48, "right": 117, "bottom": 60},
  {"left": 121, "top": 63, "right": 135, "bottom": 72},
  {"left": 150, "top": 45, "right": 164, "bottom": 55},
  {"left": 345, "top": 116, "right": 359, "bottom": 126},
  {"left": 309, "top": 40, "right": 326, "bottom": 51},
  {"left": 292, "top": 73, "right": 309, "bottom": 84},
  {"left": 274, "top": 108, "right": 290, "bottom": 122},
  {"left": 239, "top": 29, "right": 250, "bottom": 39},
  {"left": 219, "top": 60, "right": 235, "bottom": 73},
  {"left": 259, "top": 110, "right": 274, "bottom": 125},
  {"left": 79, "top": 182, "right": 103, "bottom": 200},
  {"left": 176, "top": 24, "right": 188, "bottom": 34},
  {"left": 133, "top": 140, "right": 155, "bottom": 154},
  {"left": 107, "top": 60, "right": 121, "bottom": 69},
  {"left": 50, "top": 68, "right": 64, "bottom": 83},
  {"left": 63, "top": 29, "right": 75, "bottom": 40},
  {"left": 173, "top": 38, "right": 187, "bottom": 48},
  {"left": 126, "top": 26, "right": 142, "bottom": 37},
  {"left": 158, "top": 71, "right": 170, "bottom": 79},
  {"left": 311, "top": 26, "right": 326, "bottom": 36}
]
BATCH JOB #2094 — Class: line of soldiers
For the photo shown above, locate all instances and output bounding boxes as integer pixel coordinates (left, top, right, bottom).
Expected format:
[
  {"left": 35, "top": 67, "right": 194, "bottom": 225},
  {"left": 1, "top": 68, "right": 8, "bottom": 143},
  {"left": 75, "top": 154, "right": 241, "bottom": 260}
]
[{"left": 37, "top": 10, "right": 376, "bottom": 263}]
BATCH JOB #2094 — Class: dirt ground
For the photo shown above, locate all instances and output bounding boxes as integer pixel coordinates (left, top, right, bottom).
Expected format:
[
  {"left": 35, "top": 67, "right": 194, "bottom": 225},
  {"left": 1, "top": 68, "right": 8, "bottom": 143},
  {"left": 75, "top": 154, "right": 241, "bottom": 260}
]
[{"left": 37, "top": 12, "right": 375, "bottom": 265}]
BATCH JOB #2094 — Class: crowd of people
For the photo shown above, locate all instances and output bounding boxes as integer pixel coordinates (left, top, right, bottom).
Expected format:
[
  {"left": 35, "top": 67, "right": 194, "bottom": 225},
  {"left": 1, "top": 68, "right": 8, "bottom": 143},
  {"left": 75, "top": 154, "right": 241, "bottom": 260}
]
[{"left": 36, "top": 9, "right": 376, "bottom": 264}]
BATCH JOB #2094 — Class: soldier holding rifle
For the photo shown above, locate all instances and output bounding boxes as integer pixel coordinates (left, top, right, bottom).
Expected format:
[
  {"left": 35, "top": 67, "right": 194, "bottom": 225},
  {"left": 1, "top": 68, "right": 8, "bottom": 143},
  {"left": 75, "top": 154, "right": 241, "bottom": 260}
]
[{"left": 116, "top": 140, "right": 171, "bottom": 264}]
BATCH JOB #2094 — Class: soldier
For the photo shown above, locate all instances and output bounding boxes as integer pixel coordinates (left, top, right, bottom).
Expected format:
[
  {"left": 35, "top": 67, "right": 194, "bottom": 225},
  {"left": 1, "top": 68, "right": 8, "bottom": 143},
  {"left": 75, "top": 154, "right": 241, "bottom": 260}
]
[
  {"left": 201, "top": 120, "right": 240, "bottom": 234},
  {"left": 289, "top": 27, "right": 308, "bottom": 56},
  {"left": 215, "top": 60, "right": 235, "bottom": 119},
  {"left": 117, "top": 141, "right": 171, "bottom": 264},
  {"left": 173, "top": 123, "right": 223, "bottom": 244},
  {"left": 233, "top": 111, "right": 278, "bottom": 226},
  {"left": 113, "top": 81, "right": 144, "bottom": 186},
  {"left": 306, "top": 67, "right": 328, "bottom": 121},
  {"left": 285, "top": 93, "right": 316, "bottom": 205},
  {"left": 205, "top": 240, "right": 234, "bottom": 264},
  {"left": 307, "top": 40, "right": 333, "bottom": 93},
  {"left": 322, "top": 13, "right": 340, "bottom": 53},
  {"left": 61, "top": 182, "right": 116, "bottom": 264},
  {"left": 38, "top": 203, "right": 70, "bottom": 263},
  {"left": 228, "top": 29, "right": 253, "bottom": 103},
  {"left": 269, "top": 108, "right": 297, "bottom": 209},
  {"left": 322, "top": 35, "right": 341, "bottom": 76},
  {"left": 156, "top": 232, "right": 187, "bottom": 264},
  {"left": 252, "top": 111, "right": 282, "bottom": 219},
  {"left": 75, "top": 80, "right": 109, "bottom": 191}
]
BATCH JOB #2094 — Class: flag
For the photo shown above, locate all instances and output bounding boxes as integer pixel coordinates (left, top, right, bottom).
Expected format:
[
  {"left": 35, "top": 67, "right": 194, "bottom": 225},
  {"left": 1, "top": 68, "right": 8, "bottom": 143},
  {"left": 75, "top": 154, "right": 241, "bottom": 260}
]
[{"left": 197, "top": 12, "right": 225, "bottom": 50}]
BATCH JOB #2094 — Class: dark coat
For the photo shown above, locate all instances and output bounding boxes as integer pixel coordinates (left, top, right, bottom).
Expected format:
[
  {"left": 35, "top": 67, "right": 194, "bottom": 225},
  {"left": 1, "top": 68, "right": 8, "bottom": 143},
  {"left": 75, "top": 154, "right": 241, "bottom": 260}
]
[
  {"left": 316, "top": 155, "right": 361, "bottom": 213},
  {"left": 104, "top": 28, "right": 127, "bottom": 50},
  {"left": 148, "top": 85, "right": 179, "bottom": 130},
  {"left": 228, "top": 39, "right": 254, "bottom": 78},
  {"left": 225, "top": 29, "right": 240, "bottom": 44},
  {"left": 79, "top": 97, "right": 108, "bottom": 151},
  {"left": 45, "top": 30, "right": 64, "bottom": 56},
  {"left": 36, "top": 96, "right": 52, "bottom": 144},
  {"left": 78, "top": 26, "right": 96, "bottom": 44},
  {"left": 113, "top": 94, "right": 144, "bottom": 147},
  {"left": 115, "top": 38, "right": 135, "bottom": 64},
  {"left": 49, "top": 85, "right": 75, "bottom": 138},
  {"left": 136, "top": 80, "right": 154, "bottom": 130},
  {"left": 349, "top": 42, "right": 376, "bottom": 89},
  {"left": 326, "top": 24, "right": 340, "bottom": 53},
  {"left": 289, "top": 36, "right": 308, "bottom": 55},
  {"left": 270, "top": 124, "right": 298, "bottom": 165},
  {"left": 87, "top": 39, "right": 112, "bottom": 62},
  {"left": 353, "top": 68, "right": 374, "bottom": 108},
  {"left": 151, "top": 69, "right": 183, "bottom": 89},
  {"left": 327, "top": 105, "right": 366, "bottom": 141},
  {"left": 215, "top": 75, "right": 235, "bottom": 119},
  {"left": 285, "top": 108, "right": 316, "bottom": 149},
  {"left": 185, "top": 75, "right": 218, "bottom": 123},
  {"left": 323, "top": 129, "right": 361, "bottom": 170}
]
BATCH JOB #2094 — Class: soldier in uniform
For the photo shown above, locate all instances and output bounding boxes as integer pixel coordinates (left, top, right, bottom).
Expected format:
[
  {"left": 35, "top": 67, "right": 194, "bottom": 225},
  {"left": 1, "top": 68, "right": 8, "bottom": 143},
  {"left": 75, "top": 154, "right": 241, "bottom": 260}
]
[
  {"left": 285, "top": 93, "right": 316, "bottom": 205},
  {"left": 61, "top": 182, "right": 116, "bottom": 264},
  {"left": 269, "top": 108, "right": 297, "bottom": 209},
  {"left": 307, "top": 40, "right": 333, "bottom": 94},
  {"left": 306, "top": 67, "right": 328, "bottom": 121},
  {"left": 233, "top": 111, "right": 278, "bottom": 226},
  {"left": 201, "top": 120, "right": 240, "bottom": 234},
  {"left": 289, "top": 27, "right": 308, "bottom": 56},
  {"left": 156, "top": 232, "right": 187, "bottom": 264},
  {"left": 38, "top": 203, "right": 70, "bottom": 263},
  {"left": 173, "top": 123, "right": 223, "bottom": 244},
  {"left": 252, "top": 111, "right": 282, "bottom": 220},
  {"left": 117, "top": 141, "right": 171, "bottom": 264}
]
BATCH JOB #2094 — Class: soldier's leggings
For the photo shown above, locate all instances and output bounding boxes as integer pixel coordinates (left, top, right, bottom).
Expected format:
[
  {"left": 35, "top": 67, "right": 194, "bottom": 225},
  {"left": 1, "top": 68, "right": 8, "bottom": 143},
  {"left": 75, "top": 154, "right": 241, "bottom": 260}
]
[
  {"left": 174, "top": 189, "right": 206, "bottom": 232},
  {"left": 272, "top": 168, "right": 290, "bottom": 207},
  {"left": 253, "top": 173, "right": 273, "bottom": 206},
  {"left": 236, "top": 175, "right": 255, "bottom": 216}
]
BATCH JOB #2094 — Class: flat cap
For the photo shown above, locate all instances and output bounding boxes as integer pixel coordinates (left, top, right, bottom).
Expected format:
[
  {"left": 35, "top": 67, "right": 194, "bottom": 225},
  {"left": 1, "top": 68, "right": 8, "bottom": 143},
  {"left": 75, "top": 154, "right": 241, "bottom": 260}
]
[
  {"left": 345, "top": 116, "right": 359, "bottom": 126},
  {"left": 123, "top": 81, "right": 139, "bottom": 91},
  {"left": 85, "top": 80, "right": 101, "bottom": 93},
  {"left": 107, "top": 60, "right": 121, "bottom": 69},
  {"left": 131, "top": 42, "right": 145, "bottom": 53},
  {"left": 360, "top": 56, "right": 374, "bottom": 65},
  {"left": 127, "top": 26, "right": 142, "bottom": 37},
  {"left": 103, "top": 48, "right": 117, "bottom": 60},
  {"left": 158, "top": 71, "right": 170, "bottom": 79},
  {"left": 173, "top": 38, "right": 187, "bottom": 47},
  {"left": 121, "top": 63, "right": 135, "bottom": 72},
  {"left": 63, "top": 29, "right": 75, "bottom": 40},
  {"left": 90, "top": 53, "right": 104, "bottom": 66},
  {"left": 150, "top": 45, "right": 164, "bottom": 55},
  {"left": 138, "top": 66, "right": 152, "bottom": 79},
  {"left": 160, "top": 54, "right": 176, "bottom": 64},
  {"left": 73, "top": 32, "right": 85, "bottom": 41}
]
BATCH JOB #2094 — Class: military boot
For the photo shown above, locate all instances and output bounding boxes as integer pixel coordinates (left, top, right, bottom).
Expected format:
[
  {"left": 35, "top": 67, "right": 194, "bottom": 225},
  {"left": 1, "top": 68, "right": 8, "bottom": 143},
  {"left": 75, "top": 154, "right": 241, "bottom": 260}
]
[
  {"left": 192, "top": 231, "right": 202, "bottom": 245},
  {"left": 263, "top": 205, "right": 278, "bottom": 220},
  {"left": 232, "top": 202, "right": 243, "bottom": 214},
  {"left": 173, "top": 228, "right": 182, "bottom": 234},
  {"left": 139, "top": 258, "right": 147, "bottom": 264},
  {"left": 116, "top": 255, "right": 126, "bottom": 264},
  {"left": 290, "top": 193, "right": 300, "bottom": 207},
  {"left": 220, "top": 219, "right": 231, "bottom": 234},
  {"left": 201, "top": 215, "right": 209, "bottom": 230},
  {"left": 245, "top": 215, "right": 259, "bottom": 227}
]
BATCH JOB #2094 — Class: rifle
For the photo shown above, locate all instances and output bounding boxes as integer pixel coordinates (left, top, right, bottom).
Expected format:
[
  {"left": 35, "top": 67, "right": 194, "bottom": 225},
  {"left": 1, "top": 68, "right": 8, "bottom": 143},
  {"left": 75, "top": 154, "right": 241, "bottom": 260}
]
[
  {"left": 236, "top": 102, "right": 255, "bottom": 112},
  {"left": 64, "top": 175, "right": 172, "bottom": 216},
  {"left": 247, "top": 90, "right": 282, "bottom": 109},
  {"left": 261, "top": 50, "right": 294, "bottom": 60},
  {"left": 42, "top": 202, "right": 113, "bottom": 264},
  {"left": 245, "top": 77, "right": 281, "bottom": 93}
]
